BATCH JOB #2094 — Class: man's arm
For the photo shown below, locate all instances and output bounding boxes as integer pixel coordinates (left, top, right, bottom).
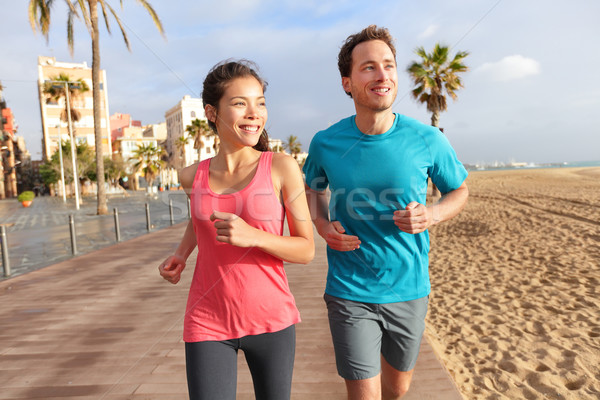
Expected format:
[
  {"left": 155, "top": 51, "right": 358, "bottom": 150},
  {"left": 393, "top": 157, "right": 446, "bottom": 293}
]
[
  {"left": 393, "top": 181, "right": 469, "bottom": 234},
  {"left": 305, "top": 185, "right": 361, "bottom": 252}
]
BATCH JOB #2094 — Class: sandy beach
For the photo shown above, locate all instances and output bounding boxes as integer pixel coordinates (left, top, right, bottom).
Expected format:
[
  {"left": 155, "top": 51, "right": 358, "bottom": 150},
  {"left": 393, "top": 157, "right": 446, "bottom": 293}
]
[{"left": 425, "top": 167, "right": 600, "bottom": 399}]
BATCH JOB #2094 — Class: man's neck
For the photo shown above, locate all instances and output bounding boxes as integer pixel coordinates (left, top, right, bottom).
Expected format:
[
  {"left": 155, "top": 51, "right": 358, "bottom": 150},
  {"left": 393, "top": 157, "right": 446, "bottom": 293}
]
[{"left": 354, "top": 108, "right": 395, "bottom": 135}]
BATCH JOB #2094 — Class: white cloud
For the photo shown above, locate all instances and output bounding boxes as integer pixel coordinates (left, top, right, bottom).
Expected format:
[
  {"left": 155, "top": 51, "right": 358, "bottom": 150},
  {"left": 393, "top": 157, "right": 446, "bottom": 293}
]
[
  {"left": 418, "top": 24, "right": 438, "bottom": 39},
  {"left": 475, "top": 55, "right": 541, "bottom": 82}
]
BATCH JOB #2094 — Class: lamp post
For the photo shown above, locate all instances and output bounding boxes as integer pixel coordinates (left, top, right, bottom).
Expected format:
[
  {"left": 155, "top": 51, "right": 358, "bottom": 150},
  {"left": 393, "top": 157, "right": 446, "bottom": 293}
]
[
  {"left": 50, "top": 81, "right": 80, "bottom": 210},
  {"left": 56, "top": 124, "right": 66, "bottom": 203}
]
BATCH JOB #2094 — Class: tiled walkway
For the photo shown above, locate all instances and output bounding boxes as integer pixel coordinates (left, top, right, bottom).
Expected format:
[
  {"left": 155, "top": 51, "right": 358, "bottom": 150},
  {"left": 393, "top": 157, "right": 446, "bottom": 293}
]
[{"left": 0, "top": 223, "right": 462, "bottom": 399}]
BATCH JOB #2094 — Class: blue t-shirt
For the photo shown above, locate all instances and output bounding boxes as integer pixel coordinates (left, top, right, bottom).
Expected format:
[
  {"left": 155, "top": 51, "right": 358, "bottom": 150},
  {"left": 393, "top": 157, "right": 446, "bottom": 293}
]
[{"left": 303, "top": 113, "right": 468, "bottom": 303}]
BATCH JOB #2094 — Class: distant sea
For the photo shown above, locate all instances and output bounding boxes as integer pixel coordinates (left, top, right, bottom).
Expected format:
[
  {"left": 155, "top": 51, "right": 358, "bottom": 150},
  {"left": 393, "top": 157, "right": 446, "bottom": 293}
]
[{"left": 465, "top": 160, "right": 600, "bottom": 172}]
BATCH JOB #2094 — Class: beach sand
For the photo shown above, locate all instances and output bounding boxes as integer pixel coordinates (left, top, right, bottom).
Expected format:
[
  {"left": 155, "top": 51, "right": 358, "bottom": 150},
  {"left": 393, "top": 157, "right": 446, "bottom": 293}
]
[{"left": 425, "top": 167, "right": 600, "bottom": 399}]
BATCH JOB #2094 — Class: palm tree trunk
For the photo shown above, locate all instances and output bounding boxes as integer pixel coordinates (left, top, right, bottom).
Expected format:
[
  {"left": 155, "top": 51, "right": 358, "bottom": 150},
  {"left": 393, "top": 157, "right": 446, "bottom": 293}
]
[
  {"left": 431, "top": 111, "right": 440, "bottom": 127},
  {"left": 90, "top": 0, "right": 108, "bottom": 214},
  {"left": 430, "top": 110, "right": 441, "bottom": 197}
]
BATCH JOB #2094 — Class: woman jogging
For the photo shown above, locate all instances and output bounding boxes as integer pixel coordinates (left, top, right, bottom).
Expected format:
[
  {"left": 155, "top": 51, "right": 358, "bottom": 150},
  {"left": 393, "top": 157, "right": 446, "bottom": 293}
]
[{"left": 158, "top": 59, "right": 314, "bottom": 400}]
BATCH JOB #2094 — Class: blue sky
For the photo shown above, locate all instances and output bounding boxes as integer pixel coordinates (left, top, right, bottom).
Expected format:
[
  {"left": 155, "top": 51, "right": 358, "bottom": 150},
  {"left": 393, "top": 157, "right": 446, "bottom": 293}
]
[{"left": 1, "top": 0, "right": 599, "bottom": 164}]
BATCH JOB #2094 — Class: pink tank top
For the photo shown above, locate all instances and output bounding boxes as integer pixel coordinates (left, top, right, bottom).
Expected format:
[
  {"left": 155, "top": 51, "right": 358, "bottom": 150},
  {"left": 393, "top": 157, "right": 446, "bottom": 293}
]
[{"left": 184, "top": 151, "right": 301, "bottom": 342}]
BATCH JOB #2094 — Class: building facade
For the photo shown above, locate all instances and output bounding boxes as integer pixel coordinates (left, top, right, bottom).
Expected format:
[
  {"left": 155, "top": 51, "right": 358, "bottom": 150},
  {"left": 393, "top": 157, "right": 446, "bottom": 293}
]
[
  {"left": 37, "top": 56, "right": 111, "bottom": 161},
  {"left": 0, "top": 106, "right": 18, "bottom": 199},
  {"left": 165, "top": 95, "right": 215, "bottom": 169},
  {"left": 110, "top": 112, "right": 141, "bottom": 142}
]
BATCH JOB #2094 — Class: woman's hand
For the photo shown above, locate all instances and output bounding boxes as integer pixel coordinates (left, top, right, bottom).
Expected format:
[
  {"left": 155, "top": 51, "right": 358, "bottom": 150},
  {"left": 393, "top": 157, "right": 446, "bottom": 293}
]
[
  {"left": 159, "top": 254, "right": 186, "bottom": 284},
  {"left": 210, "top": 211, "right": 258, "bottom": 248}
]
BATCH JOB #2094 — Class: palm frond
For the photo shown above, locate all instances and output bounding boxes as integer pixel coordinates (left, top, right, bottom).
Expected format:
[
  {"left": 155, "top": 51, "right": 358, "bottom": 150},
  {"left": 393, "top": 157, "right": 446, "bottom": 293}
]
[
  {"left": 98, "top": 0, "right": 112, "bottom": 34},
  {"left": 28, "top": 0, "right": 52, "bottom": 37},
  {"left": 74, "top": 0, "right": 91, "bottom": 28},
  {"left": 67, "top": 9, "right": 75, "bottom": 55},
  {"left": 135, "top": 0, "right": 165, "bottom": 36},
  {"left": 104, "top": 1, "right": 131, "bottom": 50}
]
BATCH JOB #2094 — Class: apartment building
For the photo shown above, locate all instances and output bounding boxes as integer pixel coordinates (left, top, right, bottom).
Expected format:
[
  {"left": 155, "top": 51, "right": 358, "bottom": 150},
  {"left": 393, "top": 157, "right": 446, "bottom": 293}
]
[
  {"left": 165, "top": 95, "right": 215, "bottom": 169},
  {"left": 37, "top": 56, "right": 111, "bottom": 161}
]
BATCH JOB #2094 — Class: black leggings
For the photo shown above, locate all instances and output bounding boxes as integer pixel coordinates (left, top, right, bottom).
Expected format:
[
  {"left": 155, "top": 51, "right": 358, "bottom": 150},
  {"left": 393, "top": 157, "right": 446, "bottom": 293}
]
[{"left": 185, "top": 325, "right": 296, "bottom": 400}]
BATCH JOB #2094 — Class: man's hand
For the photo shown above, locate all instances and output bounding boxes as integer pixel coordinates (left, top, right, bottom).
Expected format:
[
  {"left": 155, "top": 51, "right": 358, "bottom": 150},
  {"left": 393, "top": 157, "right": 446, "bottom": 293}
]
[
  {"left": 320, "top": 221, "right": 361, "bottom": 251},
  {"left": 393, "top": 202, "right": 434, "bottom": 234},
  {"left": 210, "top": 211, "right": 258, "bottom": 248},
  {"left": 158, "top": 254, "right": 186, "bottom": 284}
]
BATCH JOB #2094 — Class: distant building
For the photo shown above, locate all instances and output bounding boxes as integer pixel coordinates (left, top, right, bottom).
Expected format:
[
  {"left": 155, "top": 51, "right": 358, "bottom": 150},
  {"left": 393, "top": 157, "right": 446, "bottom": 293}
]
[
  {"left": 112, "top": 122, "right": 176, "bottom": 190},
  {"left": 37, "top": 56, "right": 111, "bottom": 161},
  {"left": 269, "top": 138, "right": 284, "bottom": 152},
  {"left": 0, "top": 105, "right": 18, "bottom": 199},
  {"left": 165, "top": 95, "right": 215, "bottom": 169},
  {"left": 143, "top": 122, "right": 167, "bottom": 141},
  {"left": 110, "top": 112, "right": 141, "bottom": 142}
]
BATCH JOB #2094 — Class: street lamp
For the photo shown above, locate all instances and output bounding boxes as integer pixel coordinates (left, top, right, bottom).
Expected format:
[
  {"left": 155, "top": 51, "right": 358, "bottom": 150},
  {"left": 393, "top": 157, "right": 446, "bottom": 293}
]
[
  {"left": 50, "top": 81, "right": 80, "bottom": 210},
  {"left": 56, "top": 124, "right": 66, "bottom": 203}
]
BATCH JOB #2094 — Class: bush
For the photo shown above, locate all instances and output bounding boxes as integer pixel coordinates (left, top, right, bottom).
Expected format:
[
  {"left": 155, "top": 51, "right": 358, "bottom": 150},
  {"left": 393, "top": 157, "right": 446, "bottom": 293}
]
[{"left": 17, "top": 191, "right": 35, "bottom": 202}]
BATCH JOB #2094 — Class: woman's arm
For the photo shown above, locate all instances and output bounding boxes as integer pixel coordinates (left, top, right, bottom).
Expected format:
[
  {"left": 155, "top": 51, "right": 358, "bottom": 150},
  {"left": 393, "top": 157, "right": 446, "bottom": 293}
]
[
  {"left": 158, "top": 164, "right": 199, "bottom": 284},
  {"left": 211, "top": 154, "right": 315, "bottom": 264}
]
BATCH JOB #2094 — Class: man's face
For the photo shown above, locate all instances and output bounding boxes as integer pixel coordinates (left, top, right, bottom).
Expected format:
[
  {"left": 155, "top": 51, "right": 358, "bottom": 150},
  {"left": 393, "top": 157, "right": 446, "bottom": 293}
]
[{"left": 342, "top": 40, "right": 398, "bottom": 113}]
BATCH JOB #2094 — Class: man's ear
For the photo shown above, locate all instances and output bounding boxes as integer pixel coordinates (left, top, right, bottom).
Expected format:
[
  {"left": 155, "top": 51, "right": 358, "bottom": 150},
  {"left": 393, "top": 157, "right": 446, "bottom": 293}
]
[
  {"left": 205, "top": 104, "right": 216, "bottom": 124},
  {"left": 341, "top": 77, "right": 351, "bottom": 94}
]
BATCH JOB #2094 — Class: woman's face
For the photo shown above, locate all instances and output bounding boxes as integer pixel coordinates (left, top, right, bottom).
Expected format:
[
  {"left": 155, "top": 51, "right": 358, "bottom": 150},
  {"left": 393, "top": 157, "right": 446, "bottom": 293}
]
[{"left": 212, "top": 76, "right": 267, "bottom": 149}]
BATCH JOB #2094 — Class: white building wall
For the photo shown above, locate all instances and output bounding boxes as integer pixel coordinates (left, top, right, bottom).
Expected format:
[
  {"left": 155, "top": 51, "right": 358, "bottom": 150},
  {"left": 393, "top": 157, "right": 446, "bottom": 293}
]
[
  {"left": 165, "top": 95, "right": 215, "bottom": 169},
  {"left": 37, "top": 56, "right": 111, "bottom": 160}
]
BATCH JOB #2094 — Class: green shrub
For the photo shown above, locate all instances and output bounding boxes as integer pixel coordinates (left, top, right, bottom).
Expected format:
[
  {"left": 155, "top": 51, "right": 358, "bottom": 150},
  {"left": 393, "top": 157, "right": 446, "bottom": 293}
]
[{"left": 17, "top": 191, "right": 35, "bottom": 202}]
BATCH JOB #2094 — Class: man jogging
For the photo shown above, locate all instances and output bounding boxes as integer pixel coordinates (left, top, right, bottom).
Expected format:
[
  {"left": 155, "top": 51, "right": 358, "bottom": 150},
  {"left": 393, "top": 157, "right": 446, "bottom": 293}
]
[{"left": 303, "top": 25, "right": 469, "bottom": 399}]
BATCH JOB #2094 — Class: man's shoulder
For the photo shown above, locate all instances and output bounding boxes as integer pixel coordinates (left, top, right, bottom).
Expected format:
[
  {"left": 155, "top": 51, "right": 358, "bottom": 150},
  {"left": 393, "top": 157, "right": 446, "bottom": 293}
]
[
  {"left": 313, "top": 115, "right": 355, "bottom": 141},
  {"left": 396, "top": 114, "right": 444, "bottom": 141}
]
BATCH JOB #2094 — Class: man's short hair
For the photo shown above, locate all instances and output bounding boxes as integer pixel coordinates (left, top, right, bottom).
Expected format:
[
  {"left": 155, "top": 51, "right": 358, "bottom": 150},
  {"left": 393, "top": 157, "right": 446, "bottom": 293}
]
[{"left": 337, "top": 25, "right": 397, "bottom": 97}]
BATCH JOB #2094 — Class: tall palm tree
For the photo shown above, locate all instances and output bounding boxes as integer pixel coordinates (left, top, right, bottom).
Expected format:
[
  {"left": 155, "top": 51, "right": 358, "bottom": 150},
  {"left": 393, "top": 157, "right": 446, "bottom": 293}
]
[
  {"left": 132, "top": 143, "right": 165, "bottom": 191},
  {"left": 175, "top": 135, "right": 188, "bottom": 161},
  {"left": 284, "top": 135, "right": 302, "bottom": 160},
  {"left": 42, "top": 73, "right": 89, "bottom": 125},
  {"left": 29, "top": 0, "right": 164, "bottom": 215},
  {"left": 407, "top": 43, "right": 469, "bottom": 127},
  {"left": 185, "top": 119, "right": 211, "bottom": 162}
]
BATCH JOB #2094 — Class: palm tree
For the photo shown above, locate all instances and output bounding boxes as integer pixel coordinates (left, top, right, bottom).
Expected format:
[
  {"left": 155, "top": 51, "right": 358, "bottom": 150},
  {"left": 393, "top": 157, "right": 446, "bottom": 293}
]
[
  {"left": 42, "top": 73, "right": 89, "bottom": 125},
  {"left": 175, "top": 135, "right": 188, "bottom": 158},
  {"left": 284, "top": 135, "right": 302, "bottom": 160},
  {"left": 132, "top": 143, "right": 165, "bottom": 191},
  {"left": 39, "top": 140, "right": 95, "bottom": 195},
  {"left": 185, "top": 119, "right": 212, "bottom": 162},
  {"left": 407, "top": 43, "right": 469, "bottom": 127},
  {"left": 29, "top": 0, "right": 165, "bottom": 215}
]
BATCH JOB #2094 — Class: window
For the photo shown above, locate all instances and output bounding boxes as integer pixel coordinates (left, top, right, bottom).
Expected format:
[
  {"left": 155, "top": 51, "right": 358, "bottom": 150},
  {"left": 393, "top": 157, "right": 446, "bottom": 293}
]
[{"left": 191, "top": 111, "right": 196, "bottom": 118}]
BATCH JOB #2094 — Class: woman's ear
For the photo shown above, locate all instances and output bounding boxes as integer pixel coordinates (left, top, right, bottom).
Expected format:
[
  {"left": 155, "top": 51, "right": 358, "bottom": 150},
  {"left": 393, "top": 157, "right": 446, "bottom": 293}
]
[{"left": 205, "top": 104, "right": 216, "bottom": 124}]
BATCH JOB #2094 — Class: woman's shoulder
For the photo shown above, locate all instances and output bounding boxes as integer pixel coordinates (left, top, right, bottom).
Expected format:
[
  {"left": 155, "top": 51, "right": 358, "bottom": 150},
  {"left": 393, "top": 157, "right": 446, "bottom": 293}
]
[
  {"left": 179, "top": 162, "right": 201, "bottom": 190},
  {"left": 270, "top": 152, "right": 300, "bottom": 172}
]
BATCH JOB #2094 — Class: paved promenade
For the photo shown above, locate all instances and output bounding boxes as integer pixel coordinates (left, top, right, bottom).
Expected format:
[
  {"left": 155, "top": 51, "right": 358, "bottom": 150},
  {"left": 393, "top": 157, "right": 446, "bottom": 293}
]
[
  {"left": 0, "top": 222, "right": 463, "bottom": 399},
  {"left": 1, "top": 191, "right": 189, "bottom": 279}
]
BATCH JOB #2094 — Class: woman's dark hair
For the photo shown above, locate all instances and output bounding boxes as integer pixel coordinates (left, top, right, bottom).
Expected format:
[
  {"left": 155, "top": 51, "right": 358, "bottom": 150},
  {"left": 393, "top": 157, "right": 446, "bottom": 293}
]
[{"left": 202, "top": 59, "right": 270, "bottom": 151}]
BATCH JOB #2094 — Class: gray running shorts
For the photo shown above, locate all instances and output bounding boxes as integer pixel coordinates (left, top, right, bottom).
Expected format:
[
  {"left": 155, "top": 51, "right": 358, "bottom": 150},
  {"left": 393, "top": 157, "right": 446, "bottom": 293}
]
[{"left": 324, "top": 293, "right": 428, "bottom": 380}]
